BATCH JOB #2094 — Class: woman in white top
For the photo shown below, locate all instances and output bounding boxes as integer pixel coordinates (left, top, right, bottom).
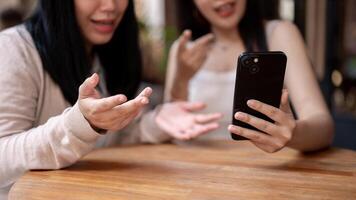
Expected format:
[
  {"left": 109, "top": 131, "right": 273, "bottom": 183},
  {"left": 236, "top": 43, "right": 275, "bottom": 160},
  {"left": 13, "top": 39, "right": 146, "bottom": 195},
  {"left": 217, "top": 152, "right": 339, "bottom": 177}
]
[
  {"left": 0, "top": 0, "right": 222, "bottom": 198},
  {"left": 164, "top": 0, "right": 334, "bottom": 152}
]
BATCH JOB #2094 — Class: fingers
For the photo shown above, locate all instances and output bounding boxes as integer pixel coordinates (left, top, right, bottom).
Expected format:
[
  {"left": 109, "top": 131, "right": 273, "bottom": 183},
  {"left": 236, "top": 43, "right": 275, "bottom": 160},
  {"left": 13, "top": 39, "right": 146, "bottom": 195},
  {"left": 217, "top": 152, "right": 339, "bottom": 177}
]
[
  {"left": 168, "top": 123, "right": 219, "bottom": 141},
  {"left": 188, "top": 33, "right": 214, "bottom": 65},
  {"left": 228, "top": 125, "right": 284, "bottom": 153},
  {"left": 280, "top": 89, "right": 292, "bottom": 113},
  {"left": 136, "top": 87, "right": 153, "bottom": 99},
  {"left": 79, "top": 73, "right": 100, "bottom": 99},
  {"left": 177, "top": 30, "right": 192, "bottom": 54},
  {"left": 111, "top": 94, "right": 150, "bottom": 116},
  {"left": 89, "top": 88, "right": 152, "bottom": 123},
  {"left": 180, "top": 102, "right": 206, "bottom": 112},
  {"left": 155, "top": 102, "right": 222, "bottom": 141},
  {"left": 91, "top": 94, "right": 127, "bottom": 113},
  {"left": 187, "top": 123, "right": 219, "bottom": 139},
  {"left": 247, "top": 99, "right": 285, "bottom": 124},
  {"left": 234, "top": 112, "right": 278, "bottom": 136},
  {"left": 190, "top": 33, "right": 214, "bottom": 52},
  {"left": 195, "top": 113, "right": 223, "bottom": 124}
]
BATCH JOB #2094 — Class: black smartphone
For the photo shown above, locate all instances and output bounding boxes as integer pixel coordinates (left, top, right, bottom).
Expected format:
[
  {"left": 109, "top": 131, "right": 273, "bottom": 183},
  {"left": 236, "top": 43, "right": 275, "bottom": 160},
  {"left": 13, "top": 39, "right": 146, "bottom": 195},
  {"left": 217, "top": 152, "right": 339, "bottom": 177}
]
[{"left": 231, "top": 51, "right": 287, "bottom": 140}]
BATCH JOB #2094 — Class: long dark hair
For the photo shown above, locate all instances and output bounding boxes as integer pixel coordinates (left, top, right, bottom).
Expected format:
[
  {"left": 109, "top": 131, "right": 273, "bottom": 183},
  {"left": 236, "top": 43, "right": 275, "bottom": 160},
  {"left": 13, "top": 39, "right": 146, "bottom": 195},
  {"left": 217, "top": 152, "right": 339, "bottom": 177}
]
[
  {"left": 177, "top": 0, "right": 280, "bottom": 51},
  {"left": 25, "top": 0, "right": 142, "bottom": 105}
]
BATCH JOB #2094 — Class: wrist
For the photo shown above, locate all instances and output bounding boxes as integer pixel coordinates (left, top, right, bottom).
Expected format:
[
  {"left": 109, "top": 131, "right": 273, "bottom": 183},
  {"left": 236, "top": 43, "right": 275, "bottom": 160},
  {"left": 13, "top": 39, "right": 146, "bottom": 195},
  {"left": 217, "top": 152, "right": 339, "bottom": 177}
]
[
  {"left": 91, "top": 125, "right": 108, "bottom": 135},
  {"left": 84, "top": 116, "right": 108, "bottom": 135},
  {"left": 286, "top": 119, "right": 300, "bottom": 149},
  {"left": 170, "top": 79, "right": 189, "bottom": 101}
]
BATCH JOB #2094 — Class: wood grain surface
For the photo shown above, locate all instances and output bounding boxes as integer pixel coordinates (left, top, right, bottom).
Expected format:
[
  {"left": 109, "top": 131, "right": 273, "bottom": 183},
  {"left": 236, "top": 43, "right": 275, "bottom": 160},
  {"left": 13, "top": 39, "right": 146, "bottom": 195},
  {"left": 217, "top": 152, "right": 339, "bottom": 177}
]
[{"left": 9, "top": 140, "right": 356, "bottom": 200}]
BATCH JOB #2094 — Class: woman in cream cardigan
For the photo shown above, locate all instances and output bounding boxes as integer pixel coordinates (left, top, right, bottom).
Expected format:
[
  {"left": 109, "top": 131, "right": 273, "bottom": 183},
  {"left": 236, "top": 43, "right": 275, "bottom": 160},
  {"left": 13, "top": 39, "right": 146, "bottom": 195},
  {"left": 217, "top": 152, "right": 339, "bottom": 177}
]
[{"left": 0, "top": 0, "right": 222, "bottom": 198}]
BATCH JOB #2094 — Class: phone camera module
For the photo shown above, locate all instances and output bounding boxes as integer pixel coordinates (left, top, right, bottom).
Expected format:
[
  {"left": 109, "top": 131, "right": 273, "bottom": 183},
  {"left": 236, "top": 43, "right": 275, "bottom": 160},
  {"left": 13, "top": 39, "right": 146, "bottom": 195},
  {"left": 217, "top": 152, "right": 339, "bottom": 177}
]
[
  {"left": 243, "top": 57, "right": 252, "bottom": 66},
  {"left": 249, "top": 65, "right": 260, "bottom": 74}
]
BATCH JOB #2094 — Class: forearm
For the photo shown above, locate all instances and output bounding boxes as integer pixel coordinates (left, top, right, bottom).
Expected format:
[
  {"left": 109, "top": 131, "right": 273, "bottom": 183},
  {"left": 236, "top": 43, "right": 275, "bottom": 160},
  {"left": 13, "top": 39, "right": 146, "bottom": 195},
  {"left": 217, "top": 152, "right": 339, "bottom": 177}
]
[
  {"left": 168, "top": 77, "right": 189, "bottom": 102},
  {"left": 0, "top": 104, "right": 100, "bottom": 188},
  {"left": 287, "top": 114, "right": 334, "bottom": 152}
]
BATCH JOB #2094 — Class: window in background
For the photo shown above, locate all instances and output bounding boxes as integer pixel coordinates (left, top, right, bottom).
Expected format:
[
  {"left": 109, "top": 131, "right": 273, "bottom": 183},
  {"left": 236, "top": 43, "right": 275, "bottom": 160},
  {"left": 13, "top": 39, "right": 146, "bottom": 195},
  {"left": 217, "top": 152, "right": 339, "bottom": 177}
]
[
  {"left": 135, "top": 0, "right": 166, "bottom": 107},
  {"left": 135, "top": 0, "right": 166, "bottom": 84},
  {"left": 280, "top": 0, "right": 295, "bottom": 21}
]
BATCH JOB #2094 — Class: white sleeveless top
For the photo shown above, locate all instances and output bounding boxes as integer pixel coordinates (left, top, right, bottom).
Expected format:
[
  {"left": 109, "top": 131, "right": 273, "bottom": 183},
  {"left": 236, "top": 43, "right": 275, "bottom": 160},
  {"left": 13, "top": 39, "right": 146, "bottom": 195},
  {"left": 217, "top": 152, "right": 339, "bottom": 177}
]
[
  {"left": 186, "top": 20, "right": 280, "bottom": 141},
  {"left": 188, "top": 68, "right": 236, "bottom": 140}
]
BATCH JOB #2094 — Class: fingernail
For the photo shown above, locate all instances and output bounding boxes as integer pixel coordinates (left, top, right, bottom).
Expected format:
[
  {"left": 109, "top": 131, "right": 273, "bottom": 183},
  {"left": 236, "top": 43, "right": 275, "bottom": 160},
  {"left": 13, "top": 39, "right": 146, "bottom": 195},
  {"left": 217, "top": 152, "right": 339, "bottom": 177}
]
[
  {"left": 229, "top": 125, "right": 241, "bottom": 134},
  {"left": 145, "top": 87, "right": 153, "bottom": 95},
  {"left": 228, "top": 125, "right": 240, "bottom": 134},
  {"left": 228, "top": 125, "right": 234, "bottom": 131},
  {"left": 235, "top": 112, "right": 245, "bottom": 120},
  {"left": 118, "top": 96, "right": 125, "bottom": 102},
  {"left": 90, "top": 73, "right": 98, "bottom": 83},
  {"left": 141, "top": 98, "right": 149, "bottom": 104},
  {"left": 247, "top": 100, "right": 256, "bottom": 108}
]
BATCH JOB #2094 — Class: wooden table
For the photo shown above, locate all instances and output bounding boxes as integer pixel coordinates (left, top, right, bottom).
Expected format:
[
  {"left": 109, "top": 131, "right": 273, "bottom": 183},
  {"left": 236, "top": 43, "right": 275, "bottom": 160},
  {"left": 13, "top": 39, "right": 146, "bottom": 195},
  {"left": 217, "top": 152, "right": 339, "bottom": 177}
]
[{"left": 9, "top": 140, "right": 356, "bottom": 200}]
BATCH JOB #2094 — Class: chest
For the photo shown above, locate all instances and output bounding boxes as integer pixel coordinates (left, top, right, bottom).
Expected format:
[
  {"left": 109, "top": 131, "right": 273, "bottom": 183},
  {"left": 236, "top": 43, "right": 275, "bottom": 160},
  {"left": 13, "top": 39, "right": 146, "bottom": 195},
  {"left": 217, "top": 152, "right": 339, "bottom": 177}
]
[
  {"left": 35, "top": 74, "right": 70, "bottom": 126},
  {"left": 202, "top": 43, "right": 245, "bottom": 72}
]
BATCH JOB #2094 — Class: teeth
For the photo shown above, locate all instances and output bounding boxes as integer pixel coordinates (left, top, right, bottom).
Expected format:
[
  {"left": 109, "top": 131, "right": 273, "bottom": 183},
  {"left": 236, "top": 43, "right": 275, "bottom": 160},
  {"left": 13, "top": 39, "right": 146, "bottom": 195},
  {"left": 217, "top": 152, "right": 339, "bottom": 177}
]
[
  {"left": 100, "top": 22, "right": 111, "bottom": 25},
  {"left": 217, "top": 3, "right": 233, "bottom": 12},
  {"left": 93, "top": 20, "right": 113, "bottom": 25}
]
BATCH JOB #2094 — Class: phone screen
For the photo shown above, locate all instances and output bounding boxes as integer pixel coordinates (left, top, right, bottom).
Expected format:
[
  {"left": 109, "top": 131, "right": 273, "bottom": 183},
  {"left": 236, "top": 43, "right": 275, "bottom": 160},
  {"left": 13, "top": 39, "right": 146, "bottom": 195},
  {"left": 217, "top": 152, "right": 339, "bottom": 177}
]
[{"left": 231, "top": 51, "right": 287, "bottom": 140}]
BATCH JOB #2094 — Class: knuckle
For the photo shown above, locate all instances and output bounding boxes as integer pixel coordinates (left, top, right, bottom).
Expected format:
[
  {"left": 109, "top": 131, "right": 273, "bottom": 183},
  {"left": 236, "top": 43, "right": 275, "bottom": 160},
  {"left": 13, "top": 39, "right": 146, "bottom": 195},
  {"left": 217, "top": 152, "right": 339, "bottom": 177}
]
[
  {"left": 100, "top": 102, "right": 109, "bottom": 110},
  {"left": 91, "top": 106, "right": 100, "bottom": 114},
  {"left": 268, "top": 148, "right": 279, "bottom": 153},
  {"left": 273, "top": 141, "right": 285, "bottom": 150},
  {"left": 237, "top": 127, "right": 244, "bottom": 135},
  {"left": 260, "top": 122, "right": 269, "bottom": 132},
  {"left": 280, "top": 132, "right": 292, "bottom": 144},
  {"left": 128, "top": 100, "right": 139, "bottom": 109},
  {"left": 252, "top": 133, "right": 261, "bottom": 141},
  {"left": 244, "top": 114, "right": 251, "bottom": 123},
  {"left": 269, "top": 108, "right": 278, "bottom": 117},
  {"left": 88, "top": 110, "right": 96, "bottom": 118}
]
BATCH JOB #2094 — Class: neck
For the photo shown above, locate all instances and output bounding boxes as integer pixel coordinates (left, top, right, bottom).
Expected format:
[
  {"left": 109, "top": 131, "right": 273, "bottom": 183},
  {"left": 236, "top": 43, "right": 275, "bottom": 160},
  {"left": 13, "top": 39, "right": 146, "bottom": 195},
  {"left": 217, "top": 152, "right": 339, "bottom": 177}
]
[{"left": 211, "top": 26, "right": 241, "bottom": 44}]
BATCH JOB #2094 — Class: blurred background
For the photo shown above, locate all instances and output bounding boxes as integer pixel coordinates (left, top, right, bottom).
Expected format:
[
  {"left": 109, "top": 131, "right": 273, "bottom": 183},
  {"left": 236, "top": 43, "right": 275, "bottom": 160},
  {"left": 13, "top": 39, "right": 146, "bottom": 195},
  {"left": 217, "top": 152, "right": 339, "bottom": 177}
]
[{"left": 0, "top": 0, "right": 355, "bottom": 150}]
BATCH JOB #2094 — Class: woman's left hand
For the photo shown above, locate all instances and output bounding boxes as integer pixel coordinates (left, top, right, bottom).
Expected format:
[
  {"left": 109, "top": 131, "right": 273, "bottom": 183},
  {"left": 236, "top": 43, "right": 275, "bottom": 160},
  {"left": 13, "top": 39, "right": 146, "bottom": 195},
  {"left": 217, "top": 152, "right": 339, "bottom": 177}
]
[{"left": 228, "top": 90, "right": 296, "bottom": 153}]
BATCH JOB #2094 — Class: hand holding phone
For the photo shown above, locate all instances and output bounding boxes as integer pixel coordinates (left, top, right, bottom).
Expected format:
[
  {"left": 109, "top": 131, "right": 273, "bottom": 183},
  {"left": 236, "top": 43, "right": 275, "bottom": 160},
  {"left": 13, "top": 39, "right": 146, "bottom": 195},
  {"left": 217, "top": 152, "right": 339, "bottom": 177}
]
[{"left": 229, "top": 52, "right": 297, "bottom": 153}]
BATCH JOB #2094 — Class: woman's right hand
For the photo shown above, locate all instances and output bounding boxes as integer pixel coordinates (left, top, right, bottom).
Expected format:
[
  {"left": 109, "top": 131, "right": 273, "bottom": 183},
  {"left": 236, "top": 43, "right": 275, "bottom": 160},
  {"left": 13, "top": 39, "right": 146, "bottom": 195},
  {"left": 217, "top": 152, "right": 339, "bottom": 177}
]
[
  {"left": 175, "top": 30, "right": 214, "bottom": 82},
  {"left": 155, "top": 101, "right": 223, "bottom": 140},
  {"left": 78, "top": 73, "right": 152, "bottom": 133}
]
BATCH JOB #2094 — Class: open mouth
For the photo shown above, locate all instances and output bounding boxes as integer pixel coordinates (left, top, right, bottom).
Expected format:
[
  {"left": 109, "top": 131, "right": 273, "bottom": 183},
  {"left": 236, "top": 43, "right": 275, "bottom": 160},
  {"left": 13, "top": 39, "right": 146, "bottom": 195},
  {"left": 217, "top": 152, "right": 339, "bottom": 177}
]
[
  {"left": 91, "top": 19, "right": 115, "bottom": 33},
  {"left": 91, "top": 19, "right": 115, "bottom": 25},
  {"left": 214, "top": 2, "right": 236, "bottom": 18}
]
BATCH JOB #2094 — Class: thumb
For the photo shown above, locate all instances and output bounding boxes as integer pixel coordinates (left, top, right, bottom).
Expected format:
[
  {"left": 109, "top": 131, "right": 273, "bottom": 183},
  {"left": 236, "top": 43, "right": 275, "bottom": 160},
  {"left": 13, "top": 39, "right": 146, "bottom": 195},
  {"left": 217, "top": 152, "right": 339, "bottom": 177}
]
[
  {"left": 79, "top": 73, "right": 100, "bottom": 99},
  {"left": 280, "top": 89, "right": 292, "bottom": 113},
  {"left": 177, "top": 29, "right": 192, "bottom": 53},
  {"left": 180, "top": 101, "right": 206, "bottom": 112}
]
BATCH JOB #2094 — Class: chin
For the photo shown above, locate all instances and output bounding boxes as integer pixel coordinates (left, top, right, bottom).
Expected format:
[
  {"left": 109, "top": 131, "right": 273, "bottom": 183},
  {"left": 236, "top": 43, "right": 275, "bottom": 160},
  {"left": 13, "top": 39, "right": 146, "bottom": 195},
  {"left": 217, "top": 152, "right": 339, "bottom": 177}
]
[
  {"left": 213, "top": 22, "right": 238, "bottom": 30},
  {"left": 214, "top": 17, "right": 240, "bottom": 29},
  {"left": 90, "top": 36, "right": 113, "bottom": 45}
]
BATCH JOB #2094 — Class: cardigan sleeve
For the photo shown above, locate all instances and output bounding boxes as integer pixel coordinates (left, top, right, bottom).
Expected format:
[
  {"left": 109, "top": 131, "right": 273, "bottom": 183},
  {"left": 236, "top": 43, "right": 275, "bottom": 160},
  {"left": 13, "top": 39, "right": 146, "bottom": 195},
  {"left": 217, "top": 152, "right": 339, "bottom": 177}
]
[{"left": 0, "top": 29, "right": 101, "bottom": 192}]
